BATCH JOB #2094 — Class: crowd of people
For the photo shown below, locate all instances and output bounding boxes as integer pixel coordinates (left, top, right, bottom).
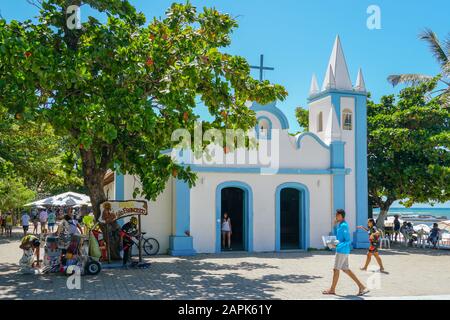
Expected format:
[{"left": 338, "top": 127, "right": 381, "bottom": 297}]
[{"left": 0, "top": 207, "right": 96, "bottom": 241}]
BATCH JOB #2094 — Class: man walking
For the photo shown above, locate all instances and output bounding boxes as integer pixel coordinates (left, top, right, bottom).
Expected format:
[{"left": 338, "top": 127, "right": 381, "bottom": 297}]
[
  {"left": 323, "top": 209, "right": 369, "bottom": 296},
  {"left": 39, "top": 209, "right": 48, "bottom": 234}
]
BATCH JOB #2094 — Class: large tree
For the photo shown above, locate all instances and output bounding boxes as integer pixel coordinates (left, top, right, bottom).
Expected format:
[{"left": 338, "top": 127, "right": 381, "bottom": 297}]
[
  {"left": 368, "top": 80, "right": 449, "bottom": 227},
  {"left": 0, "top": 1, "right": 287, "bottom": 220}
]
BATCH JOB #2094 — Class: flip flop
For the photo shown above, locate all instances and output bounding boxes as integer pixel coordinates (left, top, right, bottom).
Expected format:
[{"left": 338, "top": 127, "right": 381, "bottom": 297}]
[{"left": 358, "top": 288, "right": 370, "bottom": 296}]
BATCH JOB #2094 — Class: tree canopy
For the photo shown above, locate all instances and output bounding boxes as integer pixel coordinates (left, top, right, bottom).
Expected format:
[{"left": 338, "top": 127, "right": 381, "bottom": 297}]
[
  {"left": 368, "top": 79, "right": 449, "bottom": 225},
  {"left": 0, "top": 1, "right": 287, "bottom": 218}
]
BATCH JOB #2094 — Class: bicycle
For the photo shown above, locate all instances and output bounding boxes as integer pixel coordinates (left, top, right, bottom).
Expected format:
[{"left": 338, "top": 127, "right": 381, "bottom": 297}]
[
  {"left": 124, "top": 231, "right": 160, "bottom": 257},
  {"left": 140, "top": 232, "right": 160, "bottom": 256}
]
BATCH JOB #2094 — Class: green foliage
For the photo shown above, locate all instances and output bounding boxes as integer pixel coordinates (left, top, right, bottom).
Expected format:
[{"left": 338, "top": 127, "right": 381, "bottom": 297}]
[
  {"left": 295, "top": 107, "right": 309, "bottom": 133},
  {"left": 368, "top": 79, "right": 449, "bottom": 212},
  {"left": 0, "top": 175, "right": 36, "bottom": 212},
  {"left": 0, "top": 1, "right": 287, "bottom": 215}
]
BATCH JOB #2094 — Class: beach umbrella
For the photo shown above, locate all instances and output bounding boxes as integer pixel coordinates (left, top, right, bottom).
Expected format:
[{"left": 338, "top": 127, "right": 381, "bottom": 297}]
[
  {"left": 24, "top": 192, "right": 91, "bottom": 208},
  {"left": 413, "top": 224, "right": 431, "bottom": 233},
  {"left": 437, "top": 221, "right": 450, "bottom": 232}
]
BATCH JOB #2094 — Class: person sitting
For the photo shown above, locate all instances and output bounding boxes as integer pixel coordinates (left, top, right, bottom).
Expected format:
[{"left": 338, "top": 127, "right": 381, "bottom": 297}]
[
  {"left": 120, "top": 217, "right": 139, "bottom": 267},
  {"left": 19, "top": 234, "right": 41, "bottom": 273},
  {"left": 428, "top": 223, "right": 441, "bottom": 249}
]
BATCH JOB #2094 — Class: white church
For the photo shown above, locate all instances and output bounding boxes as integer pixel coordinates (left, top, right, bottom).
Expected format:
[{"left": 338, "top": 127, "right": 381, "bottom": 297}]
[{"left": 104, "top": 36, "right": 370, "bottom": 255}]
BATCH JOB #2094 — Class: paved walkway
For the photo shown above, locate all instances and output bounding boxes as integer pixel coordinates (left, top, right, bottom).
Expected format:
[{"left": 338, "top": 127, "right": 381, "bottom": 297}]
[{"left": 1, "top": 228, "right": 449, "bottom": 300}]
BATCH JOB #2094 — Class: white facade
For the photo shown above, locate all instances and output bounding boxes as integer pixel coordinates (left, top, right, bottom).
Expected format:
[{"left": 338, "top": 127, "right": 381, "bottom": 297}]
[{"left": 110, "top": 36, "right": 370, "bottom": 255}]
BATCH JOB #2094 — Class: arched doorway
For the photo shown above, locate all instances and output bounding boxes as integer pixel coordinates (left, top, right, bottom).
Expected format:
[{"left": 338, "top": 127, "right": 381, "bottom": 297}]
[
  {"left": 275, "top": 183, "right": 310, "bottom": 251},
  {"left": 215, "top": 182, "right": 253, "bottom": 253}
]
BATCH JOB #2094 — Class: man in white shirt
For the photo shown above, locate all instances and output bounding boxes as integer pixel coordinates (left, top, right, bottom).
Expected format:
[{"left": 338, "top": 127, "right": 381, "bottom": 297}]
[
  {"left": 21, "top": 212, "right": 30, "bottom": 236},
  {"left": 39, "top": 209, "right": 48, "bottom": 234}
]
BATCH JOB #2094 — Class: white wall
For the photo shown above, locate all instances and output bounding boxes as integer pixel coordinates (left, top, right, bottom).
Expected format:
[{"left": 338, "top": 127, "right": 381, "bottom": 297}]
[
  {"left": 190, "top": 173, "right": 333, "bottom": 253},
  {"left": 122, "top": 175, "right": 173, "bottom": 254},
  {"left": 103, "top": 181, "right": 115, "bottom": 200},
  {"left": 308, "top": 96, "right": 332, "bottom": 142}
]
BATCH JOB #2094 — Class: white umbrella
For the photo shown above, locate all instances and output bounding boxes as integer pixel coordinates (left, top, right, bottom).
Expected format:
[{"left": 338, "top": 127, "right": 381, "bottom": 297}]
[
  {"left": 24, "top": 192, "right": 91, "bottom": 208},
  {"left": 437, "top": 220, "right": 450, "bottom": 232},
  {"left": 413, "top": 224, "right": 431, "bottom": 233}
]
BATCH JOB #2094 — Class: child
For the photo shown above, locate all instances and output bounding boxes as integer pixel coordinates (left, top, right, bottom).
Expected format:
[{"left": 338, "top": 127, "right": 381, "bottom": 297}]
[{"left": 357, "top": 218, "right": 386, "bottom": 273}]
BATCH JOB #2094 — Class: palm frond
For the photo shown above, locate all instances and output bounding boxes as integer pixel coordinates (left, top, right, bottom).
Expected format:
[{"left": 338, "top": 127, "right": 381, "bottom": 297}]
[
  {"left": 445, "top": 32, "right": 450, "bottom": 56},
  {"left": 443, "top": 60, "right": 450, "bottom": 77},
  {"left": 387, "top": 74, "right": 433, "bottom": 87},
  {"left": 419, "top": 28, "right": 449, "bottom": 68}
]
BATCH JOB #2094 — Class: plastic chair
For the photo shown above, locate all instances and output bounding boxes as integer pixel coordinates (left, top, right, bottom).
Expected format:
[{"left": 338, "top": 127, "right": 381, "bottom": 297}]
[{"left": 379, "top": 230, "right": 391, "bottom": 249}]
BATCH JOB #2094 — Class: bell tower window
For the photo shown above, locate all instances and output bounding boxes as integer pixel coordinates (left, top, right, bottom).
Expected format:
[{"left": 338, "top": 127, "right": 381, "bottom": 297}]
[
  {"left": 256, "top": 117, "right": 272, "bottom": 140},
  {"left": 342, "top": 109, "right": 352, "bottom": 131}
]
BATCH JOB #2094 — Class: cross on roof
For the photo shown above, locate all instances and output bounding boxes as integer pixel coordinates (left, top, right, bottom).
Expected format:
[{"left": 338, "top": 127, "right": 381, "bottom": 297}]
[{"left": 250, "top": 54, "right": 274, "bottom": 81}]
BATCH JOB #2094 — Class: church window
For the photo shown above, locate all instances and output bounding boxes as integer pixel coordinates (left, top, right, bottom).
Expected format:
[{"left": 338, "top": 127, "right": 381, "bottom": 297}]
[
  {"left": 317, "top": 112, "right": 323, "bottom": 132},
  {"left": 343, "top": 109, "right": 352, "bottom": 131}
]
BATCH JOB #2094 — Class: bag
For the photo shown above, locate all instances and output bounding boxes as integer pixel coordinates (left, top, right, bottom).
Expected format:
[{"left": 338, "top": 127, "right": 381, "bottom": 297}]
[{"left": 89, "top": 231, "right": 102, "bottom": 259}]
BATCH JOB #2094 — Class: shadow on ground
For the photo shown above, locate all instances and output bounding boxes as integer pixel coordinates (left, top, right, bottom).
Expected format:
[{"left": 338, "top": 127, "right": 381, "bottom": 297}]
[{"left": 0, "top": 258, "right": 321, "bottom": 300}]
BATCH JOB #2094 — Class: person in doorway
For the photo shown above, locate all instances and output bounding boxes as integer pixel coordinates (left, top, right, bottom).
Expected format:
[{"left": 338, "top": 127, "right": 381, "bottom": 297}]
[
  {"left": 358, "top": 218, "right": 386, "bottom": 273},
  {"left": 221, "top": 212, "right": 232, "bottom": 251},
  {"left": 120, "top": 217, "right": 139, "bottom": 267},
  {"left": 323, "top": 209, "right": 369, "bottom": 296},
  {"left": 47, "top": 210, "right": 56, "bottom": 233},
  {"left": 21, "top": 212, "right": 30, "bottom": 236}
]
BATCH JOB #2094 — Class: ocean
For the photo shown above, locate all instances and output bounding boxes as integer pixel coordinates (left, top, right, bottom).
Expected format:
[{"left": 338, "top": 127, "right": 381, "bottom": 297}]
[{"left": 373, "top": 208, "right": 450, "bottom": 219}]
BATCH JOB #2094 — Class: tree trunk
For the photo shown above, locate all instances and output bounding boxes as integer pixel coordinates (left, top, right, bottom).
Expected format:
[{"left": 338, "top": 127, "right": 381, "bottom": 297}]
[
  {"left": 80, "top": 148, "right": 121, "bottom": 261},
  {"left": 375, "top": 200, "right": 395, "bottom": 229}
]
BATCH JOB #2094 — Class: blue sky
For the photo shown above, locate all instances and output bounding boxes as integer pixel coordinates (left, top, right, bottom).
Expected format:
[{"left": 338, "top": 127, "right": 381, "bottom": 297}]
[
  {"left": 1, "top": 0, "right": 449, "bottom": 131},
  {"left": 1, "top": 0, "right": 449, "bottom": 207}
]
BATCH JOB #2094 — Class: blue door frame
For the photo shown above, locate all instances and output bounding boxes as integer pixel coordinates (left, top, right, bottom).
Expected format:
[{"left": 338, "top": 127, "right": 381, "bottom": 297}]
[
  {"left": 215, "top": 181, "right": 253, "bottom": 253},
  {"left": 275, "top": 183, "right": 310, "bottom": 251}
]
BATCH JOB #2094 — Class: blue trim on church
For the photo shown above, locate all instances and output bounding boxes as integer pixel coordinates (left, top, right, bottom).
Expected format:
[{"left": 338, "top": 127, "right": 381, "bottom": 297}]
[
  {"left": 169, "top": 179, "right": 196, "bottom": 256},
  {"left": 330, "top": 141, "right": 346, "bottom": 214},
  {"left": 256, "top": 115, "right": 273, "bottom": 140},
  {"left": 296, "top": 132, "right": 331, "bottom": 151},
  {"left": 353, "top": 94, "right": 370, "bottom": 248},
  {"left": 275, "top": 182, "right": 310, "bottom": 251},
  {"left": 251, "top": 101, "right": 290, "bottom": 129},
  {"left": 115, "top": 173, "right": 125, "bottom": 201}
]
